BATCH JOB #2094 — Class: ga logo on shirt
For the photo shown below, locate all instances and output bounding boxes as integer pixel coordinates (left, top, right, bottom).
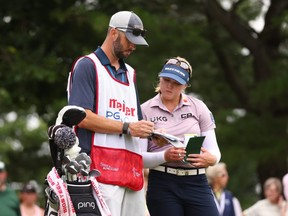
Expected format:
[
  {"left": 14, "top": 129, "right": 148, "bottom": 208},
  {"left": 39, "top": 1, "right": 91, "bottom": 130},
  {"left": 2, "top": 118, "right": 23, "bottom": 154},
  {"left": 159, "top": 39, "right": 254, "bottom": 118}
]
[{"left": 181, "top": 113, "right": 193, "bottom": 119}]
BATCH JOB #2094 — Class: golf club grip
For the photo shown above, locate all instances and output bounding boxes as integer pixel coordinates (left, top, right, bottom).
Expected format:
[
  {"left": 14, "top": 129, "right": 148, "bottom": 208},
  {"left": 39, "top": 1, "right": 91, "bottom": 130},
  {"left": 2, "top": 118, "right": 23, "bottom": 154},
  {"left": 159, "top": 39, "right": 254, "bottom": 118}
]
[
  {"left": 49, "top": 139, "right": 58, "bottom": 167},
  {"left": 56, "top": 147, "right": 64, "bottom": 176}
]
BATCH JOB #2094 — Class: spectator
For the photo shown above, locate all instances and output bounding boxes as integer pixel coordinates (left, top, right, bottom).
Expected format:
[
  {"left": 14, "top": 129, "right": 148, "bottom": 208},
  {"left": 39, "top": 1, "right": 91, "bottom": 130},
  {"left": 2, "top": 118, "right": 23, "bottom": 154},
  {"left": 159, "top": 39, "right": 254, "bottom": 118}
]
[
  {"left": 20, "top": 181, "right": 45, "bottom": 216},
  {"left": 0, "top": 160, "right": 21, "bottom": 216},
  {"left": 243, "top": 177, "right": 287, "bottom": 216},
  {"left": 282, "top": 173, "right": 288, "bottom": 216},
  {"left": 283, "top": 173, "right": 288, "bottom": 200},
  {"left": 206, "top": 162, "right": 242, "bottom": 216}
]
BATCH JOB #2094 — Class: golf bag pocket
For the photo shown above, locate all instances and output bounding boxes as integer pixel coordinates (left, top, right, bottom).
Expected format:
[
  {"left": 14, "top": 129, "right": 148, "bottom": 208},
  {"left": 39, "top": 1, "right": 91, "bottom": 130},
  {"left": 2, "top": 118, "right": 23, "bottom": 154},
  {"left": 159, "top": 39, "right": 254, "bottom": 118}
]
[
  {"left": 91, "top": 146, "right": 144, "bottom": 191},
  {"left": 67, "top": 182, "right": 102, "bottom": 216}
]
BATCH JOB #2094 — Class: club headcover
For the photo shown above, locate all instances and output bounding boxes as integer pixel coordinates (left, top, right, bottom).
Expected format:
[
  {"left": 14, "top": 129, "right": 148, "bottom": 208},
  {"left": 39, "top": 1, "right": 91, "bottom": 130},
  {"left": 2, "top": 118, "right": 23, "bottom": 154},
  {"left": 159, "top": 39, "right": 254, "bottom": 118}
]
[{"left": 55, "top": 105, "right": 86, "bottom": 127}]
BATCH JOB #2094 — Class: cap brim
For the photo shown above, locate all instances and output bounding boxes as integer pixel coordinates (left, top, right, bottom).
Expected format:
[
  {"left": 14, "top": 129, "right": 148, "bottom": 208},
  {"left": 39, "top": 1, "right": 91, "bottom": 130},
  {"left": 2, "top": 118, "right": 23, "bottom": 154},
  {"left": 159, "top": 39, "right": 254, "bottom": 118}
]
[
  {"left": 159, "top": 73, "right": 186, "bottom": 85},
  {"left": 125, "top": 32, "right": 148, "bottom": 46}
]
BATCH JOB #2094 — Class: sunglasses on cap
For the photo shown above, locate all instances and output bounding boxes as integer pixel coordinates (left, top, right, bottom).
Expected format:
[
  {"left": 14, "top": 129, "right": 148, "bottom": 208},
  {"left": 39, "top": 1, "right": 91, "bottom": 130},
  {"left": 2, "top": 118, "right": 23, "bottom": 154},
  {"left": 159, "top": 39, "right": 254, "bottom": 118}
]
[
  {"left": 116, "top": 27, "right": 147, "bottom": 37},
  {"left": 165, "top": 58, "right": 192, "bottom": 75}
]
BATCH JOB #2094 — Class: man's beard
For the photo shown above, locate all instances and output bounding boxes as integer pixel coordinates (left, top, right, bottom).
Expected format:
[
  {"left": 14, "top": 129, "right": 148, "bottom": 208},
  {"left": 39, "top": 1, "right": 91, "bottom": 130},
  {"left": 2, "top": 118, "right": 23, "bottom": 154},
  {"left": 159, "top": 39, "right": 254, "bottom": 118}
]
[{"left": 113, "top": 36, "right": 128, "bottom": 59}]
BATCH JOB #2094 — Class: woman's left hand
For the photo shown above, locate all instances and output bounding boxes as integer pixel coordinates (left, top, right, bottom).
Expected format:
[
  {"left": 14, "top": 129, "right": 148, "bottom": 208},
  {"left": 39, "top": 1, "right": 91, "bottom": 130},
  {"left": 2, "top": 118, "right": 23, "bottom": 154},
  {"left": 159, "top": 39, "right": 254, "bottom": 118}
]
[
  {"left": 185, "top": 147, "right": 217, "bottom": 168},
  {"left": 164, "top": 147, "right": 186, "bottom": 162}
]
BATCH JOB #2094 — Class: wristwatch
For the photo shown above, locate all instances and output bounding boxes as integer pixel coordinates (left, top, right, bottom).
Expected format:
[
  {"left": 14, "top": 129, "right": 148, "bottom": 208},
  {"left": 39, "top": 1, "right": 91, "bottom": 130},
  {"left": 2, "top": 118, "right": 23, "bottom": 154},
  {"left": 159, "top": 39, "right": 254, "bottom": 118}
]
[{"left": 122, "top": 122, "right": 130, "bottom": 135}]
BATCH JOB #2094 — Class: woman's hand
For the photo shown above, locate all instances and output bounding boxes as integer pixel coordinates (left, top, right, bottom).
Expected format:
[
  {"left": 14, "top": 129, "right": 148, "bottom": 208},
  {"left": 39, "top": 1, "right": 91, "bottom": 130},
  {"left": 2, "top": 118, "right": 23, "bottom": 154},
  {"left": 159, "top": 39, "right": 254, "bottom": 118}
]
[
  {"left": 185, "top": 147, "right": 217, "bottom": 168},
  {"left": 164, "top": 147, "right": 186, "bottom": 162}
]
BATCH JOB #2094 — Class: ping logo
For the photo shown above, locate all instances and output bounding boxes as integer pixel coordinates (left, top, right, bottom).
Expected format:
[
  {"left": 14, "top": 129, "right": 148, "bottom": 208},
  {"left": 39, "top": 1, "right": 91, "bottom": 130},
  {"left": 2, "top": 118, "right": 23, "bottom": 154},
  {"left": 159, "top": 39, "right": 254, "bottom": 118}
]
[{"left": 77, "top": 201, "right": 96, "bottom": 210}]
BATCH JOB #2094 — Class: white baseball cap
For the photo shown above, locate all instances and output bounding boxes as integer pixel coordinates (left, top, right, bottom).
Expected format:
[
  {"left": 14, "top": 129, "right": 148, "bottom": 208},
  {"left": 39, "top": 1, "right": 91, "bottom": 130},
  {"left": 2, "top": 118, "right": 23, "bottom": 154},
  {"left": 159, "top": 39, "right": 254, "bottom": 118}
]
[{"left": 109, "top": 11, "right": 148, "bottom": 46}]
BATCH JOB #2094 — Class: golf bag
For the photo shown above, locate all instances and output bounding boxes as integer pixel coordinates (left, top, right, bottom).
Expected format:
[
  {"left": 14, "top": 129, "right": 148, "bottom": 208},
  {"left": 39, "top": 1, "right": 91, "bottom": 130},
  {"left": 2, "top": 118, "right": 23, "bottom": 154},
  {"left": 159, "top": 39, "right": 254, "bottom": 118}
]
[
  {"left": 44, "top": 170, "right": 107, "bottom": 216},
  {"left": 44, "top": 106, "right": 111, "bottom": 216}
]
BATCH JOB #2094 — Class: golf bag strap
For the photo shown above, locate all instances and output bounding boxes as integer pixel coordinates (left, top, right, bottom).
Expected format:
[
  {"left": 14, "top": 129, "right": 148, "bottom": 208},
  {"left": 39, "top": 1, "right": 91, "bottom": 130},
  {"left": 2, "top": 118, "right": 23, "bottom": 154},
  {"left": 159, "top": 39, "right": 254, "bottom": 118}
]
[
  {"left": 90, "top": 177, "right": 111, "bottom": 216},
  {"left": 47, "top": 167, "right": 111, "bottom": 216},
  {"left": 47, "top": 167, "right": 76, "bottom": 216}
]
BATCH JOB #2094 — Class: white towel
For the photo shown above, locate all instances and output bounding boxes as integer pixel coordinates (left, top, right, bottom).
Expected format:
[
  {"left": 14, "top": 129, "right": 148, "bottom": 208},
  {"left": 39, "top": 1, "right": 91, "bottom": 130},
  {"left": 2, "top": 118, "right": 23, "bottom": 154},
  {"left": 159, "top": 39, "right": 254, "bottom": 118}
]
[
  {"left": 47, "top": 167, "right": 76, "bottom": 216},
  {"left": 47, "top": 167, "right": 111, "bottom": 216}
]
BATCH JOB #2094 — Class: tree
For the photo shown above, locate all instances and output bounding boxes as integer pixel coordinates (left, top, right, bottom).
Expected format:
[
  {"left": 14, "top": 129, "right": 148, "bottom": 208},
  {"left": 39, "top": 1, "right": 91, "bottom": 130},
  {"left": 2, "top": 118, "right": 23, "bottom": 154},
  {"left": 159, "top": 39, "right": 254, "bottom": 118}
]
[
  {"left": 203, "top": 0, "right": 288, "bottom": 207},
  {"left": 1, "top": 0, "right": 287, "bottom": 208}
]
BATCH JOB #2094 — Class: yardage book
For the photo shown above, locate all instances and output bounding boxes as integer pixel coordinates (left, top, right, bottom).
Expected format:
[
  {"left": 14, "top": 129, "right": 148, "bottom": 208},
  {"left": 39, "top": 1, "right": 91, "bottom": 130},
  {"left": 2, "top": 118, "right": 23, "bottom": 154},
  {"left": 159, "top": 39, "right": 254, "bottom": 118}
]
[
  {"left": 151, "top": 132, "right": 205, "bottom": 154},
  {"left": 183, "top": 136, "right": 205, "bottom": 163},
  {"left": 151, "top": 131, "right": 185, "bottom": 148}
]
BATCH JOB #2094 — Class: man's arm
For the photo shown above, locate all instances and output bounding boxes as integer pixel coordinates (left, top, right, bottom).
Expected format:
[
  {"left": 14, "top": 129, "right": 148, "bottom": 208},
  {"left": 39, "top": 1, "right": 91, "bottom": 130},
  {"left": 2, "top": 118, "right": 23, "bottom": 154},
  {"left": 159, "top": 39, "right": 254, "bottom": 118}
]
[{"left": 78, "top": 109, "right": 154, "bottom": 138}]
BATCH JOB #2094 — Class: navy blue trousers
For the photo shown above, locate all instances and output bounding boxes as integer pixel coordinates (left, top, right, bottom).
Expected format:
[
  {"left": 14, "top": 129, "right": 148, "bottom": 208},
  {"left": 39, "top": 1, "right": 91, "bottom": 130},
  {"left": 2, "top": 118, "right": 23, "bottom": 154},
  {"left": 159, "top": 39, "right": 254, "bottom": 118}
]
[{"left": 146, "top": 170, "right": 219, "bottom": 216}]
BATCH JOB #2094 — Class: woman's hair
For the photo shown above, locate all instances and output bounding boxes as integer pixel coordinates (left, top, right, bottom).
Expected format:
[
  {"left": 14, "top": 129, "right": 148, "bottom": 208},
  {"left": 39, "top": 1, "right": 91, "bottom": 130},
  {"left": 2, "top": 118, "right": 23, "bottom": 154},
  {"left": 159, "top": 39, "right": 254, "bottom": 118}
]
[
  {"left": 206, "top": 162, "right": 227, "bottom": 184},
  {"left": 154, "top": 56, "right": 192, "bottom": 93},
  {"left": 169, "top": 56, "right": 192, "bottom": 77},
  {"left": 264, "top": 177, "right": 282, "bottom": 193}
]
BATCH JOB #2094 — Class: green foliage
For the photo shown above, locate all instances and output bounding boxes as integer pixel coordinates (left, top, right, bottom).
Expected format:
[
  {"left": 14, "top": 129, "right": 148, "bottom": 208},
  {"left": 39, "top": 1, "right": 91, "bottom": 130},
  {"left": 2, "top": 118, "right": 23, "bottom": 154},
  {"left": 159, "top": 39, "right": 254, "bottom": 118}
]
[
  {"left": 236, "top": 0, "right": 263, "bottom": 22},
  {"left": 0, "top": 112, "right": 51, "bottom": 183},
  {"left": 1, "top": 0, "right": 288, "bottom": 209}
]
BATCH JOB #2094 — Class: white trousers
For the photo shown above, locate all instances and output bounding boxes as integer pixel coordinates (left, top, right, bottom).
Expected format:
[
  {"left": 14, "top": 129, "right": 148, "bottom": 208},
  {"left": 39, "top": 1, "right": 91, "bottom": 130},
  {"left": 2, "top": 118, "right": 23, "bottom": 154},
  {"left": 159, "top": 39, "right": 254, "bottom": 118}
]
[{"left": 99, "top": 183, "right": 146, "bottom": 216}]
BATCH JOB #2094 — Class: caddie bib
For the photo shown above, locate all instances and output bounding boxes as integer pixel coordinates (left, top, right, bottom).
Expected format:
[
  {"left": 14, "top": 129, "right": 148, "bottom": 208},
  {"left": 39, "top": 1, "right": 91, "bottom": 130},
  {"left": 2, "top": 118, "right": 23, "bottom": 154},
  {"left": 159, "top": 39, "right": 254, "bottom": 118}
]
[{"left": 86, "top": 53, "right": 143, "bottom": 191}]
